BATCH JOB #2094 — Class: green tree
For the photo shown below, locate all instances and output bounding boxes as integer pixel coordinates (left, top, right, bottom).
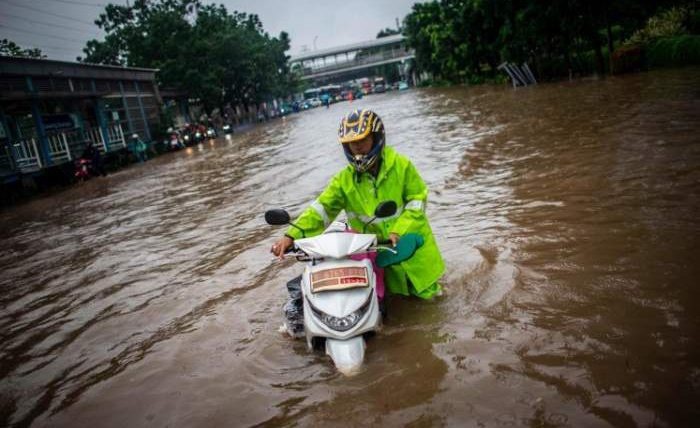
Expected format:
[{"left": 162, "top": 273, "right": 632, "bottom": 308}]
[
  {"left": 402, "top": 0, "right": 692, "bottom": 83},
  {"left": 0, "top": 39, "right": 45, "bottom": 58},
  {"left": 403, "top": 1, "right": 453, "bottom": 79},
  {"left": 79, "top": 0, "right": 298, "bottom": 110}
]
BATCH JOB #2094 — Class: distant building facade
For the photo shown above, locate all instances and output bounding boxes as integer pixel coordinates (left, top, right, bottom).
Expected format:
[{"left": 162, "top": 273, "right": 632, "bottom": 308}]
[{"left": 0, "top": 56, "right": 162, "bottom": 182}]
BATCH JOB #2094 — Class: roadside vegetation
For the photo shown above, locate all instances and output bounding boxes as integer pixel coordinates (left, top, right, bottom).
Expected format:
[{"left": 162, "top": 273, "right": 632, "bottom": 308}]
[
  {"left": 402, "top": 0, "right": 700, "bottom": 85},
  {"left": 614, "top": 6, "right": 700, "bottom": 73}
]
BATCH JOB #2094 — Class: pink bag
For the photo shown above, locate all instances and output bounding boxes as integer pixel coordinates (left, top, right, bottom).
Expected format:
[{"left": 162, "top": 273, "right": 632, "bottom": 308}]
[{"left": 349, "top": 244, "right": 385, "bottom": 301}]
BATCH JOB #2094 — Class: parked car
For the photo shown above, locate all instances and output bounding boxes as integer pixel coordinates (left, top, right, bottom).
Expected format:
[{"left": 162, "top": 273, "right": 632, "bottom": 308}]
[
  {"left": 308, "top": 97, "right": 322, "bottom": 107},
  {"left": 398, "top": 81, "right": 410, "bottom": 91}
]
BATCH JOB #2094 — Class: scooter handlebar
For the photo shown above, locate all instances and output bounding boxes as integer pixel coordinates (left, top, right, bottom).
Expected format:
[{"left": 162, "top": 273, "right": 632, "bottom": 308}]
[{"left": 281, "top": 245, "right": 313, "bottom": 262}]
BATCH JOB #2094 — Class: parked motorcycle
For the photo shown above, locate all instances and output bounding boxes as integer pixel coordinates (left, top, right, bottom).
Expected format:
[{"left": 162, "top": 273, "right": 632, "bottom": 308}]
[
  {"left": 193, "top": 129, "right": 205, "bottom": 144},
  {"left": 169, "top": 132, "right": 184, "bottom": 150},
  {"left": 182, "top": 131, "right": 193, "bottom": 146},
  {"left": 74, "top": 158, "right": 92, "bottom": 181},
  {"left": 265, "top": 201, "right": 423, "bottom": 375},
  {"left": 162, "top": 128, "right": 184, "bottom": 151}
]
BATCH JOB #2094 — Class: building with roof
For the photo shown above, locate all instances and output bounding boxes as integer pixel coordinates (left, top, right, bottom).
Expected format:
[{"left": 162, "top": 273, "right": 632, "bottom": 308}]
[{"left": 0, "top": 56, "right": 163, "bottom": 182}]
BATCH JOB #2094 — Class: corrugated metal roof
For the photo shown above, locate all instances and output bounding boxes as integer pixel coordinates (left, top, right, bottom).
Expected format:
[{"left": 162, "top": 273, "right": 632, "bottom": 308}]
[{"left": 0, "top": 56, "right": 158, "bottom": 80}]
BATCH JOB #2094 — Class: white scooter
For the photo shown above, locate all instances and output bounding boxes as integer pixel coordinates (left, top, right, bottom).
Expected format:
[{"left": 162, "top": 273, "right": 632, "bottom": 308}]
[{"left": 265, "top": 201, "right": 421, "bottom": 375}]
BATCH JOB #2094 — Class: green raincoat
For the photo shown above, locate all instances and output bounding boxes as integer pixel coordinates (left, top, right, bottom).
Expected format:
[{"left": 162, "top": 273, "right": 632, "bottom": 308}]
[{"left": 285, "top": 146, "right": 445, "bottom": 299}]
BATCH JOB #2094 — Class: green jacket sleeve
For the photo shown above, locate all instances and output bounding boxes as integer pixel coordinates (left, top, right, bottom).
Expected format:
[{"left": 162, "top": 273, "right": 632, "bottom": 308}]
[
  {"left": 286, "top": 172, "right": 346, "bottom": 239},
  {"left": 390, "top": 161, "right": 429, "bottom": 236}
]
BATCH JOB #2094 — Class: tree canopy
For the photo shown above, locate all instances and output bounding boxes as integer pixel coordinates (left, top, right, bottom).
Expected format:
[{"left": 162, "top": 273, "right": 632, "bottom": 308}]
[
  {"left": 0, "top": 39, "right": 45, "bottom": 58},
  {"left": 403, "top": 0, "right": 694, "bottom": 83},
  {"left": 79, "top": 0, "right": 298, "bottom": 109}
]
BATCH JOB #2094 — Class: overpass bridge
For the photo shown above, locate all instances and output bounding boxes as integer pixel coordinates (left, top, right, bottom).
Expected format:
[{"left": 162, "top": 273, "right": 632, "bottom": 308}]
[{"left": 289, "top": 34, "right": 415, "bottom": 85}]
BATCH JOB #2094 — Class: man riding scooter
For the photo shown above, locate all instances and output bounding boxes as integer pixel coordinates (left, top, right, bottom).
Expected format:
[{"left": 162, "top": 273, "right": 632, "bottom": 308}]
[{"left": 271, "top": 109, "right": 445, "bottom": 336}]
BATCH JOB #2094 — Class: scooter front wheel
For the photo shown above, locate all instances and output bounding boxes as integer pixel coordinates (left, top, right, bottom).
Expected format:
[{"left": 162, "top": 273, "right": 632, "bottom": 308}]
[{"left": 325, "top": 336, "right": 366, "bottom": 376}]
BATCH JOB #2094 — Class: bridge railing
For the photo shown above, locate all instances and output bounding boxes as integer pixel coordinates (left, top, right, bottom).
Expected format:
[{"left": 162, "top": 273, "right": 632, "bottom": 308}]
[
  {"left": 84, "top": 124, "right": 127, "bottom": 153},
  {"left": 47, "top": 133, "right": 72, "bottom": 163},
  {"left": 85, "top": 127, "right": 107, "bottom": 153},
  {"left": 106, "top": 124, "right": 126, "bottom": 150},
  {"left": 5, "top": 124, "right": 128, "bottom": 175},
  {"left": 12, "top": 138, "right": 42, "bottom": 172}
]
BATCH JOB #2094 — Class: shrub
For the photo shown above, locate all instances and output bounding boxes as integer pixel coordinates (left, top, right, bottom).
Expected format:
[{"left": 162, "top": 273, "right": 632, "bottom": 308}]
[
  {"left": 646, "top": 35, "right": 700, "bottom": 68},
  {"left": 625, "top": 7, "right": 687, "bottom": 47},
  {"left": 611, "top": 44, "right": 644, "bottom": 74}
]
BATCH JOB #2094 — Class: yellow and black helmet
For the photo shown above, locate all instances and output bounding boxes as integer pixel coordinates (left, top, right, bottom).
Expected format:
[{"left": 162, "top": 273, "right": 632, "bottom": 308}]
[
  {"left": 338, "top": 109, "right": 386, "bottom": 173},
  {"left": 338, "top": 109, "right": 383, "bottom": 143}
]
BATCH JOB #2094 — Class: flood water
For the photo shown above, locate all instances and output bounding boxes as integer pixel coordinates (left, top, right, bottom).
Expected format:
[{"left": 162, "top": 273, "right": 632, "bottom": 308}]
[{"left": 1, "top": 67, "right": 699, "bottom": 427}]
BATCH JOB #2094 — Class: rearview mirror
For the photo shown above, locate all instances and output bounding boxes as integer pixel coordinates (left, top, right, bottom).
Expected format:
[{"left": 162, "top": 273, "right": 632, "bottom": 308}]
[
  {"left": 374, "top": 200, "right": 397, "bottom": 218},
  {"left": 265, "top": 209, "right": 290, "bottom": 225}
]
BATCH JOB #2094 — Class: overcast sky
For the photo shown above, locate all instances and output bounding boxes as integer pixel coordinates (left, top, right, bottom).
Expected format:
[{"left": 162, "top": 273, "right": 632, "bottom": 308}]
[{"left": 0, "top": 0, "right": 419, "bottom": 62}]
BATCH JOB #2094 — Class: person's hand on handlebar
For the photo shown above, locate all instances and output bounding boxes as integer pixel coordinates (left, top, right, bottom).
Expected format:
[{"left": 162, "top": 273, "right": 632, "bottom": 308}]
[
  {"left": 389, "top": 233, "right": 400, "bottom": 247},
  {"left": 271, "top": 235, "right": 294, "bottom": 259}
]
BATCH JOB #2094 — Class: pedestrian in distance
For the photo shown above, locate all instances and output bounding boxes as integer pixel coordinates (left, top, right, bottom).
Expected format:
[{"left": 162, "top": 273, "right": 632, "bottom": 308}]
[{"left": 129, "top": 133, "right": 148, "bottom": 162}]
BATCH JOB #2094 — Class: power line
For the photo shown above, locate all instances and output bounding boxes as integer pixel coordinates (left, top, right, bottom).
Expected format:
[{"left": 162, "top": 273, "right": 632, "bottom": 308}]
[
  {"left": 40, "top": 0, "right": 107, "bottom": 7},
  {"left": 0, "top": 24, "right": 90, "bottom": 45},
  {"left": 4, "top": 41, "right": 83, "bottom": 53},
  {"left": 2, "top": 41, "right": 85, "bottom": 55},
  {"left": 2, "top": 0, "right": 99, "bottom": 27},
  {"left": 39, "top": 46, "right": 82, "bottom": 53},
  {"left": 0, "top": 11, "right": 103, "bottom": 36},
  {"left": 0, "top": 35, "right": 86, "bottom": 58}
]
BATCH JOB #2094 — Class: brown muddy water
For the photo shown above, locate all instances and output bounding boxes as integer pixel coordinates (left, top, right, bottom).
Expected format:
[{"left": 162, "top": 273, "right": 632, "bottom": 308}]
[{"left": 1, "top": 68, "right": 699, "bottom": 427}]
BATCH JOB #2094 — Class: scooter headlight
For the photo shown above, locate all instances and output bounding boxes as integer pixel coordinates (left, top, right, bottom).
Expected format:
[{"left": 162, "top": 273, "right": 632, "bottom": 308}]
[{"left": 306, "top": 290, "right": 374, "bottom": 332}]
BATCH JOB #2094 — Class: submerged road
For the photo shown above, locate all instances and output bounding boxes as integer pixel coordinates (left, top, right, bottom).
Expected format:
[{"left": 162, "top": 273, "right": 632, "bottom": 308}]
[{"left": 1, "top": 67, "right": 699, "bottom": 427}]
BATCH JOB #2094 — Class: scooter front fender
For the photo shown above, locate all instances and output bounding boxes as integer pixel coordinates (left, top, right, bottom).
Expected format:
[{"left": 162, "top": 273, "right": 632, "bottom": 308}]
[{"left": 325, "top": 336, "right": 365, "bottom": 376}]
